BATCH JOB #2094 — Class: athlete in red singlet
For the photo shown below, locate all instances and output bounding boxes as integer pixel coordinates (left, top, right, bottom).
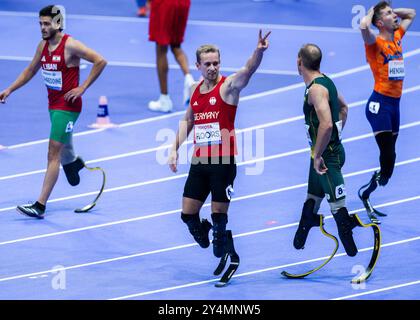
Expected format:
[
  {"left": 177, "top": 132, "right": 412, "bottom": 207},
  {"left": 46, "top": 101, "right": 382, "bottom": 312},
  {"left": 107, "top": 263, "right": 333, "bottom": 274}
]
[
  {"left": 41, "top": 33, "right": 82, "bottom": 112},
  {"left": 148, "top": 0, "right": 194, "bottom": 112},
  {"left": 168, "top": 30, "right": 271, "bottom": 259},
  {"left": 0, "top": 5, "right": 107, "bottom": 219}
]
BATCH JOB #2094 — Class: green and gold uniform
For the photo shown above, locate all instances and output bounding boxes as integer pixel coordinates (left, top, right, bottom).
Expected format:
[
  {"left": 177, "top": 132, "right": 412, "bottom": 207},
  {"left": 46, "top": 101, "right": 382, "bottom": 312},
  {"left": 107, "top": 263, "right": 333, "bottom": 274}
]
[{"left": 303, "top": 74, "right": 346, "bottom": 204}]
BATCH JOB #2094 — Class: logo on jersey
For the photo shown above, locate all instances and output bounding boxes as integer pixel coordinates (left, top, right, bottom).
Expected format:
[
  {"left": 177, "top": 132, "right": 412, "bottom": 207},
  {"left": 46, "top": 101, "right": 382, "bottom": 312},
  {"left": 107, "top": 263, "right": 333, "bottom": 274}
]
[
  {"left": 41, "top": 56, "right": 46, "bottom": 62},
  {"left": 42, "top": 64, "right": 58, "bottom": 71},
  {"left": 193, "top": 101, "right": 198, "bottom": 106},
  {"left": 194, "top": 111, "right": 219, "bottom": 121},
  {"left": 52, "top": 55, "right": 61, "bottom": 62},
  {"left": 209, "top": 97, "right": 217, "bottom": 105}
]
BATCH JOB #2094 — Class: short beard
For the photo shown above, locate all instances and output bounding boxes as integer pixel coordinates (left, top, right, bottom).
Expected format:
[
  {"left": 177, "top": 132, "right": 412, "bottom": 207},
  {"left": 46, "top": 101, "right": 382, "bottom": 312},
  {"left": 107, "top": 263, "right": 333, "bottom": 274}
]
[{"left": 43, "top": 29, "right": 58, "bottom": 40}]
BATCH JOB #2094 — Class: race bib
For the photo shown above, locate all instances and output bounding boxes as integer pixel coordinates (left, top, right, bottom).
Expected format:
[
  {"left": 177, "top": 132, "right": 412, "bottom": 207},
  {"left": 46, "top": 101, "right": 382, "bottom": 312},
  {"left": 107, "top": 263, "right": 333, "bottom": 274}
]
[
  {"left": 388, "top": 59, "right": 405, "bottom": 80},
  {"left": 194, "top": 122, "right": 222, "bottom": 145},
  {"left": 41, "top": 69, "right": 62, "bottom": 91},
  {"left": 305, "top": 124, "right": 313, "bottom": 147},
  {"left": 65, "top": 121, "right": 74, "bottom": 133},
  {"left": 335, "top": 120, "right": 343, "bottom": 141},
  {"left": 335, "top": 184, "right": 346, "bottom": 199},
  {"left": 369, "top": 101, "right": 380, "bottom": 114}
]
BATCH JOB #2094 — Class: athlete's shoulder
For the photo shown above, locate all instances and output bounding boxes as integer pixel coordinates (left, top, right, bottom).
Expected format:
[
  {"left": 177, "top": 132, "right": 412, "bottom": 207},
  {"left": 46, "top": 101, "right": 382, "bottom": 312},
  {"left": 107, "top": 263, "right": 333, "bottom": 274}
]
[
  {"left": 190, "top": 81, "right": 201, "bottom": 97},
  {"left": 308, "top": 83, "right": 329, "bottom": 101},
  {"left": 395, "top": 26, "right": 406, "bottom": 40},
  {"left": 64, "top": 36, "right": 86, "bottom": 57},
  {"left": 191, "top": 81, "right": 200, "bottom": 91},
  {"left": 37, "top": 39, "right": 47, "bottom": 50},
  {"left": 64, "top": 35, "right": 77, "bottom": 47}
]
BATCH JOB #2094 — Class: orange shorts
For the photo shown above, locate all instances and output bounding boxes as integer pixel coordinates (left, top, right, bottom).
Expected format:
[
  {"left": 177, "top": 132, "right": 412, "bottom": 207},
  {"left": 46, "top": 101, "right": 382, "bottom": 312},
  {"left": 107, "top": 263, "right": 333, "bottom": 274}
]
[{"left": 149, "top": 0, "right": 191, "bottom": 46}]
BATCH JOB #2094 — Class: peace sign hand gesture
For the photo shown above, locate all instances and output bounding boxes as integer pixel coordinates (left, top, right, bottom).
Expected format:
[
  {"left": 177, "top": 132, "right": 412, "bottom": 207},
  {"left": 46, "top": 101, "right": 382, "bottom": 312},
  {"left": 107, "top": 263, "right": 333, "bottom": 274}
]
[{"left": 257, "top": 29, "right": 271, "bottom": 51}]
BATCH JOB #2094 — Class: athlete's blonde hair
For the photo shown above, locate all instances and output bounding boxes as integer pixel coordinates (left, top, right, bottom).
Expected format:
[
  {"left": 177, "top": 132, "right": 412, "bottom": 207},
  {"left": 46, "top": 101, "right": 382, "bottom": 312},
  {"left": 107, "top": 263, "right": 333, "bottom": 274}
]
[{"left": 196, "top": 45, "right": 220, "bottom": 63}]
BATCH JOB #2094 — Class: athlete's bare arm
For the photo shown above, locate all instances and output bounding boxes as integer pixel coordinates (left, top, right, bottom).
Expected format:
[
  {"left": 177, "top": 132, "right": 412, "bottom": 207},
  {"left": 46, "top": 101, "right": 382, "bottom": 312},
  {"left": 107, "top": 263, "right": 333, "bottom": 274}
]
[
  {"left": 64, "top": 38, "right": 107, "bottom": 103},
  {"left": 168, "top": 83, "right": 197, "bottom": 173},
  {"left": 394, "top": 8, "right": 416, "bottom": 32},
  {"left": 221, "top": 30, "right": 271, "bottom": 105},
  {"left": 0, "top": 41, "right": 44, "bottom": 103},
  {"left": 360, "top": 7, "right": 377, "bottom": 45},
  {"left": 309, "top": 84, "right": 333, "bottom": 175},
  {"left": 338, "top": 93, "right": 348, "bottom": 129}
]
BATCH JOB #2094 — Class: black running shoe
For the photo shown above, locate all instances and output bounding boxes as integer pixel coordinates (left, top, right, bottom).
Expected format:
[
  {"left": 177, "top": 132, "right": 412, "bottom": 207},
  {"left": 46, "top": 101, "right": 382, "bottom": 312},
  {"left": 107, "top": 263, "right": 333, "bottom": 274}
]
[
  {"left": 333, "top": 208, "right": 358, "bottom": 257},
  {"left": 16, "top": 202, "right": 45, "bottom": 219},
  {"left": 293, "top": 199, "right": 320, "bottom": 249},
  {"left": 63, "top": 157, "right": 85, "bottom": 186},
  {"left": 187, "top": 219, "right": 212, "bottom": 248},
  {"left": 196, "top": 219, "right": 212, "bottom": 248}
]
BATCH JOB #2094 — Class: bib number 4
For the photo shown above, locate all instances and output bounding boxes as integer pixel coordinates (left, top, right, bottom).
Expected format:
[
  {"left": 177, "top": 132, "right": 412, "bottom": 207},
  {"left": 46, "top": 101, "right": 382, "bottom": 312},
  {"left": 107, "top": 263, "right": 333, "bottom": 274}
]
[{"left": 369, "top": 101, "right": 380, "bottom": 114}]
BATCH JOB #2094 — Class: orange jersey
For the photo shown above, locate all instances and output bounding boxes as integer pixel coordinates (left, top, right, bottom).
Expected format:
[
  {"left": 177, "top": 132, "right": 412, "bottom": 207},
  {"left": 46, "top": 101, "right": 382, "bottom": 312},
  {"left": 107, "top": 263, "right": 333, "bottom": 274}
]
[{"left": 365, "top": 26, "right": 406, "bottom": 98}]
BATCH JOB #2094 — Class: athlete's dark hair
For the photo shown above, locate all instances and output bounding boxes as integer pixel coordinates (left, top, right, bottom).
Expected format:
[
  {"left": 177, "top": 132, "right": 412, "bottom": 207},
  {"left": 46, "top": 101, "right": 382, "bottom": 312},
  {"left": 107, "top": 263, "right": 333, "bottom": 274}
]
[
  {"left": 39, "top": 5, "right": 64, "bottom": 31},
  {"left": 298, "top": 44, "right": 322, "bottom": 71},
  {"left": 372, "top": 1, "right": 392, "bottom": 28}
]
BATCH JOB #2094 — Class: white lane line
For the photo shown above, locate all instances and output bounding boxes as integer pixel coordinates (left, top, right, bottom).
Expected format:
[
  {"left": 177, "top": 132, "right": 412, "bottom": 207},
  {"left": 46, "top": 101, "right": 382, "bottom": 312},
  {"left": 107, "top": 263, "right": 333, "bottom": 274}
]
[
  {"left": 331, "top": 280, "right": 420, "bottom": 300},
  {"left": 109, "top": 236, "right": 420, "bottom": 300},
  {"left": 0, "top": 56, "right": 298, "bottom": 75},
  {"left": 0, "top": 135, "right": 419, "bottom": 213},
  {"left": 0, "top": 198, "right": 419, "bottom": 285},
  {"left": 0, "top": 115, "right": 307, "bottom": 180},
  {"left": 2, "top": 81, "right": 420, "bottom": 181},
  {"left": 241, "top": 48, "right": 420, "bottom": 102},
  {"left": 1, "top": 11, "right": 420, "bottom": 36},
  {"left": 0, "top": 115, "right": 419, "bottom": 201},
  {"left": 1, "top": 155, "right": 419, "bottom": 247},
  {"left": 2, "top": 48, "right": 420, "bottom": 150}
]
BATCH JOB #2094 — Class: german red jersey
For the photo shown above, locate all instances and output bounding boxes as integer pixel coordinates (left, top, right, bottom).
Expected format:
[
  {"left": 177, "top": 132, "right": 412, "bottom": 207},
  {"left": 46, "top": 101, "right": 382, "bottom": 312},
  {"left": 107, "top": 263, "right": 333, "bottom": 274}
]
[
  {"left": 191, "top": 76, "right": 237, "bottom": 157},
  {"left": 40, "top": 34, "right": 82, "bottom": 112}
]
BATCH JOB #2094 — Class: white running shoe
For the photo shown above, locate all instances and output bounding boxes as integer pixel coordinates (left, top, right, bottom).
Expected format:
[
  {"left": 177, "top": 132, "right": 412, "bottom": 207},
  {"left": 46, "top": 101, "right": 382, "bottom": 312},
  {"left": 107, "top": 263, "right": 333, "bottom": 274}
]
[
  {"left": 148, "top": 94, "right": 173, "bottom": 113},
  {"left": 183, "top": 73, "right": 195, "bottom": 106}
]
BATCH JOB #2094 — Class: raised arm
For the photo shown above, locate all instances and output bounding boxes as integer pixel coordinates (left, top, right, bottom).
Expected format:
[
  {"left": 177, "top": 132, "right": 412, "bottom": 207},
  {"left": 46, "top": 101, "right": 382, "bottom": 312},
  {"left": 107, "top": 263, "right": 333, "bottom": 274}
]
[
  {"left": 0, "top": 41, "right": 44, "bottom": 103},
  {"left": 359, "top": 7, "right": 377, "bottom": 45},
  {"left": 309, "top": 84, "right": 333, "bottom": 175},
  {"left": 64, "top": 38, "right": 107, "bottom": 103},
  {"left": 394, "top": 8, "right": 416, "bottom": 32},
  {"left": 221, "top": 30, "right": 270, "bottom": 104}
]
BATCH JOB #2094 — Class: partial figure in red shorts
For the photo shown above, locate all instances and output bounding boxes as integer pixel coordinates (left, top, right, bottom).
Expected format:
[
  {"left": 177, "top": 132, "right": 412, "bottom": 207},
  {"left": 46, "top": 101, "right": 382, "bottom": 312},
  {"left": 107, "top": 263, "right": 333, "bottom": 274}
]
[{"left": 148, "top": 0, "right": 195, "bottom": 112}]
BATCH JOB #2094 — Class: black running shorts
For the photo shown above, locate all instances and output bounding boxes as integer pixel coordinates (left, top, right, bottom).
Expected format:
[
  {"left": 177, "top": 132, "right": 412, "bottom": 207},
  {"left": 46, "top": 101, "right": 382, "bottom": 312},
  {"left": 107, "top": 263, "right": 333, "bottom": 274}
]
[{"left": 183, "top": 156, "right": 237, "bottom": 203}]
